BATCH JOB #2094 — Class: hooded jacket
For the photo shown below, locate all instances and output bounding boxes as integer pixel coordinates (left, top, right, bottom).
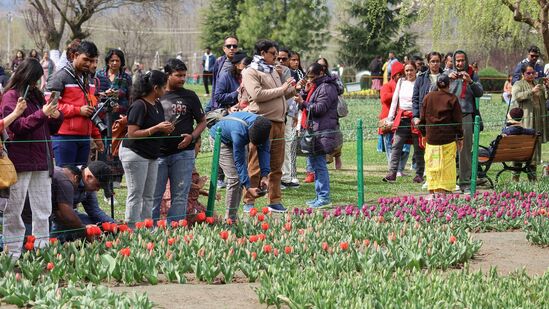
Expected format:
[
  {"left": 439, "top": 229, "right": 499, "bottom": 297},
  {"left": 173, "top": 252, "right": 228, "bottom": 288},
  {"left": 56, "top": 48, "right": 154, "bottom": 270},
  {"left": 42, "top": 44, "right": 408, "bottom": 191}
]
[
  {"left": 446, "top": 50, "right": 483, "bottom": 115},
  {"left": 306, "top": 75, "right": 343, "bottom": 154},
  {"left": 379, "top": 61, "right": 405, "bottom": 121}
]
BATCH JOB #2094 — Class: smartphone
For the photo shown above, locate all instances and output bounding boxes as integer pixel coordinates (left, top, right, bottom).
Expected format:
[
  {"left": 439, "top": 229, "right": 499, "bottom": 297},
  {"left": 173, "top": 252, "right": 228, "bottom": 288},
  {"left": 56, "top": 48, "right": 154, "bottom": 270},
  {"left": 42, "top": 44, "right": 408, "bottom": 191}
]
[
  {"left": 22, "top": 85, "right": 30, "bottom": 100},
  {"left": 50, "top": 91, "right": 60, "bottom": 107}
]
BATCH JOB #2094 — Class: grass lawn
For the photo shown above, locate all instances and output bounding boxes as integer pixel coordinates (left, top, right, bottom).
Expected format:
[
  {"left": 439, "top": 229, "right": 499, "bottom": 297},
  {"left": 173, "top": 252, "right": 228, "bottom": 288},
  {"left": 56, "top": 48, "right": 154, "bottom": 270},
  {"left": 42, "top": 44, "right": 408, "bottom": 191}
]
[{"left": 100, "top": 90, "right": 549, "bottom": 220}]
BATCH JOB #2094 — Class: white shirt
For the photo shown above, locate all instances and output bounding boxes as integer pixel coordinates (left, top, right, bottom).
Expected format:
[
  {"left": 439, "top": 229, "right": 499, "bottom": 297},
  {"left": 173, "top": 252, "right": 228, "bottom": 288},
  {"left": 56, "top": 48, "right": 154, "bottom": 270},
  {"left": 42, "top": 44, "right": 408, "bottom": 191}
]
[
  {"left": 388, "top": 78, "right": 416, "bottom": 120},
  {"left": 204, "top": 53, "right": 212, "bottom": 71}
]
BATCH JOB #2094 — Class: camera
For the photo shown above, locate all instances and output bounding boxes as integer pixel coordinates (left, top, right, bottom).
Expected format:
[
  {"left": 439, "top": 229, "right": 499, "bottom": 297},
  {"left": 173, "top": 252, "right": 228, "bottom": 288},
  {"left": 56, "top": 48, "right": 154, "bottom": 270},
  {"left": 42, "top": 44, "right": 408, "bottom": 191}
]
[{"left": 90, "top": 94, "right": 119, "bottom": 134}]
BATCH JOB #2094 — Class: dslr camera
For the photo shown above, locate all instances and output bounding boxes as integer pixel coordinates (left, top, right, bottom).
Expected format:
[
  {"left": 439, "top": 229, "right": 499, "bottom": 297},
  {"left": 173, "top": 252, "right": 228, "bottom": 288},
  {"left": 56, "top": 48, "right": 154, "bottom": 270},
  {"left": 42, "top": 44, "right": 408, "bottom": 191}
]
[{"left": 90, "top": 92, "right": 119, "bottom": 134}]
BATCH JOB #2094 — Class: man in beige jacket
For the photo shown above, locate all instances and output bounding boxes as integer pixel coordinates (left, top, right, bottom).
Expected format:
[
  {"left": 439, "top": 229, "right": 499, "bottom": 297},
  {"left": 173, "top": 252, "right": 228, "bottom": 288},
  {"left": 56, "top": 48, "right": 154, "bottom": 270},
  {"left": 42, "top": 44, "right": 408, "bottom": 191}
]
[{"left": 241, "top": 39, "right": 296, "bottom": 213}]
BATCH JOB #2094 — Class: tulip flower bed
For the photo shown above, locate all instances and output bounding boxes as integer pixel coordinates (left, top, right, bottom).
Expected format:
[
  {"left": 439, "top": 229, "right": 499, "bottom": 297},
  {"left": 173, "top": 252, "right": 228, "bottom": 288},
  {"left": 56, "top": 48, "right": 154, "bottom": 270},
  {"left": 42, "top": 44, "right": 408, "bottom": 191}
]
[{"left": 3, "top": 189, "right": 549, "bottom": 307}]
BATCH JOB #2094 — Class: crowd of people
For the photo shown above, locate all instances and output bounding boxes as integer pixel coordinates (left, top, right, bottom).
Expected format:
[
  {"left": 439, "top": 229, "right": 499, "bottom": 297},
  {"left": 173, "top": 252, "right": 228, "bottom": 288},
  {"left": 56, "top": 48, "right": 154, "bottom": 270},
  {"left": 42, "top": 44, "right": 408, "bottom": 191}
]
[
  {"left": 0, "top": 36, "right": 345, "bottom": 258},
  {"left": 0, "top": 37, "right": 547, "bottom": 258},
  {"left": 378, "top": 45, "right": 548, "bottom": 193}
]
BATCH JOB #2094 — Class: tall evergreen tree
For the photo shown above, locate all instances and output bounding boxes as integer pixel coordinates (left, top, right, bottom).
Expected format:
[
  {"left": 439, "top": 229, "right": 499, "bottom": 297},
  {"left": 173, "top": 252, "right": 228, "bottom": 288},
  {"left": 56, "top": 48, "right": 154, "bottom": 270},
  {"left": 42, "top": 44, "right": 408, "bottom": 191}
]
[
  {"left": 201, "top": 0, "right": 243, "bottom": 54},
  {"left": 338, "top": 0, "right": 418, "bottom": 70},
  {"left": 236, "top": 0, "right": 329, "bottom": 57}
]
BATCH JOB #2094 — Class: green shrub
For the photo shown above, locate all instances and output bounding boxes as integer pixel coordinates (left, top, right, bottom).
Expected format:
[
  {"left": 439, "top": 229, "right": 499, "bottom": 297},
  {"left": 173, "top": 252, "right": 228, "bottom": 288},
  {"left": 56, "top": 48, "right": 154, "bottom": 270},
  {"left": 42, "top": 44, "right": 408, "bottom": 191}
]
[{"left": 478, "top": 67, "right": 508, "bottom": 92}]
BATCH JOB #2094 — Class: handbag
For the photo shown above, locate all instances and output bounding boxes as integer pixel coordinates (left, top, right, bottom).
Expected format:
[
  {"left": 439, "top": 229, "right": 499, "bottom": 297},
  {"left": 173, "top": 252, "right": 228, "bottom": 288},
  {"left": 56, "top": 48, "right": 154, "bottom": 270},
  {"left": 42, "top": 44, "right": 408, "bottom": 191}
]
[
  {"left": 378, "top": 118, "right": 393, "bottom": 134},
  {"left": 337, "top": 96, "right": 348, "bottom": 118},
  {"left": 0, "top": 136, "right": 17, "bottom": 189}
]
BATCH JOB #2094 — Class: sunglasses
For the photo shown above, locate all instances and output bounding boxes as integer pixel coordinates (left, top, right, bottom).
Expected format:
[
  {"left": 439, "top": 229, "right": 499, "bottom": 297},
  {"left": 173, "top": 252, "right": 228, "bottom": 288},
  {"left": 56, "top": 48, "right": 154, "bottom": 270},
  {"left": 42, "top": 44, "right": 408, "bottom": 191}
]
[
  {"left": 525, "top": 71, "right": 536, "bottom": 76},
  {"left": 529, "top": 54, "right": 540, "bottom": 58},
  {"left": 225, "top": 44, "right": 238, "bottom": 49},
  {"left": 277, "top": 57, "right": 288, "bottom": 62}
]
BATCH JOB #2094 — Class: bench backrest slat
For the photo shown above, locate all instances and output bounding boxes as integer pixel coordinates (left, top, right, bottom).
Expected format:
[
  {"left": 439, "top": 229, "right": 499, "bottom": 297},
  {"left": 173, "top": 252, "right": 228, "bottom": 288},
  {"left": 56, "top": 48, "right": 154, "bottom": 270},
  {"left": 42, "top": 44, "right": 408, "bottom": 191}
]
[{"left": 491, "top": 135, "right": 537, "bottom": 163}]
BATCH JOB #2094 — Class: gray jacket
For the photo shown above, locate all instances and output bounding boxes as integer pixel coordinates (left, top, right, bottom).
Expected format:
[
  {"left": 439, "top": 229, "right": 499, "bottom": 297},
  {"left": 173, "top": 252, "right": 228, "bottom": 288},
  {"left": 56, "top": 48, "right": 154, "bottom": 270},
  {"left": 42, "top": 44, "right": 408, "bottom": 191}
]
[{"left": 446, "top": 50, "right": 483, "bottom": 114}]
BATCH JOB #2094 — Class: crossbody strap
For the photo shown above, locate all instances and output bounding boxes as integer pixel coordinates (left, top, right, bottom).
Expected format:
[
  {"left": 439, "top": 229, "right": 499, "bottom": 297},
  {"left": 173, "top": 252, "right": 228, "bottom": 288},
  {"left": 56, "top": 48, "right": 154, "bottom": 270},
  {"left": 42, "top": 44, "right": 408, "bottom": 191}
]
[{"left": 221, "top": 116, "right": 249, "bottom": 127}]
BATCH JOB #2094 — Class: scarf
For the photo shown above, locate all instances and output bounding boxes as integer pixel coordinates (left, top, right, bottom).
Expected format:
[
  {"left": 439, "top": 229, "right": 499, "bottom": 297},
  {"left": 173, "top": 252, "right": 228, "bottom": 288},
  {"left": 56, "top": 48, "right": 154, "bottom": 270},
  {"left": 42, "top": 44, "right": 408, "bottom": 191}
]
[
  {"left": 301, "top": 83, "right": 317, "bottom": 129},
  {"left": 249, "top": 55, "right": 274, "bottom": 73},
  {"left": 456, "top": 66, "right": 475, "bottom": 99}
]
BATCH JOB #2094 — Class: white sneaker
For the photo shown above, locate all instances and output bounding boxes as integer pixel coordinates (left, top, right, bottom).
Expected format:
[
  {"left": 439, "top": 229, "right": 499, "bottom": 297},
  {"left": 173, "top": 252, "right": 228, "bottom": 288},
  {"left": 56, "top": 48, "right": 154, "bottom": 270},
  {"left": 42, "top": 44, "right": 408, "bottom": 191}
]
[
  {"left": 422, "top": 182, "right": 428, "bottom": 190},
  {"left": 104, "top": 196, "right": 118, "bottom": 205}
]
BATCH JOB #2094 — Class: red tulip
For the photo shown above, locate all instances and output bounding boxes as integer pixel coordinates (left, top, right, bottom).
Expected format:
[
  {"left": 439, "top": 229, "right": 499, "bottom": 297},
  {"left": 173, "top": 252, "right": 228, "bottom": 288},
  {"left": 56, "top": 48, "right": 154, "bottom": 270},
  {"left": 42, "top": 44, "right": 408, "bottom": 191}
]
[
  {"left": 284, "top": 223, "right": 291, "bottom": 232},
  {"left": 257, "top": 214, "right": 265, "bottom": 222},
  {"left": 15, "top": 273, "right": 21, "bottom": 281},
  {"left": 262, "top": 207, "right": 270, "bottom": 214},
  {"left": 157, "top": 220, "right": 167, "bottom": 229},
  {"left": 258, "top": 233, "right": 266, "bottom": 241},
  {"left": 226, "top": 218, "right": 233, "bottom": 225},
  {"left": 249, "top": 208, "right": 258, "bottom": 217},
  {"left": 144, "top": 219, "right": 154, "bottom": 228},
  {"left": 146, "top": 242, "right": 154, "bottom": 251},
  {"left": 340, "top": 242, "right": 349, "bottom": 251},
  {"left": 363, "top": 239, "right": 370, "bottom": 247},
  {"left": 105, "top": 241, "right": 113, "bottom": 248},
  {"left": 26, "top": 235, "right": 36, "bottom": 244},
  {"left": 261, "top": 222, "right": 269, "bottom": 231},
  {"left": 284, "top": 246, "right": 293, "bottom": 254},
  {"left": 179, "top": 219, "right": 188, "bottom": 227},
  {"left": 118, "top": 224, "right": 129, "bottom": 233},
  {"left": 168, "top": 238, "right": 176, "bottom": 246},
  {"left": 322, "top": 242, "right": 329, "bottom": 251},
  {"left": 249, "top": 235, "right": 259, "bottom": 243},
  {"left": 24, "top": 242, "right": 34, "bottom": 251},
  {"left": 273, "top": 248, "right": 279, "bottom": 257},
  {"left": 46, "top": 262, "right": 54, "bottom": 271},
  {"left": 449, "top": 235, "right": 457, "bottom": 244},
  {"left": 251, "top": 251, "right": 257, "bottom": 260},
  {"left": 119, "top": 247, "right": 131, "bottom": 257},
  {"left": 197, "top": 212, "right": 207, "bottom": 222},
  {"left": 101, "top": 222, "right": 113, "bottom": 232},
  {"left": 135, "top": 222, "right": 145, "bottom": 229},
  {"left": 219, "top": 231, "right": 229, "bottom": 240},
  {"left": 206, "top": 217, "right": 215, "bottom": 225},
  {"left": 171, "top": 221, "right": 179, "bottom": 229},
  {"left": 263, "top": 244, "right": 272, "bottom": 253},
  {"left": 49, "top": 238, "right": 58, "bottom": 245}
]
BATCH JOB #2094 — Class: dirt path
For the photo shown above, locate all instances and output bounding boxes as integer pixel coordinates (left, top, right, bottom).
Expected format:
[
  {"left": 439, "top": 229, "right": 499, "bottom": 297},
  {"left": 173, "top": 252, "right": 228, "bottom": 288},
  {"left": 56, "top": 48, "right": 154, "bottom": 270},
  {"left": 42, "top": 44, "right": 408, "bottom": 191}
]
[
  {"left": 469, "top": 231, "right": 549, "bottom": 276},
  {"left": 112, "top": 282, "right": 262, "bottom": 309}
]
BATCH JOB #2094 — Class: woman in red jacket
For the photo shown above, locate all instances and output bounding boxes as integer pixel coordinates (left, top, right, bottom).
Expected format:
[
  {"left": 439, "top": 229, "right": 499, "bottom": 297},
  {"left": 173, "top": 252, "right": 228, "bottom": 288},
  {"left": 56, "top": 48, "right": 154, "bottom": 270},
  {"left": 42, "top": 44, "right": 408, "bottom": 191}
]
[{"left": 378, "top": 61, "right": 410, "bottom": 176}]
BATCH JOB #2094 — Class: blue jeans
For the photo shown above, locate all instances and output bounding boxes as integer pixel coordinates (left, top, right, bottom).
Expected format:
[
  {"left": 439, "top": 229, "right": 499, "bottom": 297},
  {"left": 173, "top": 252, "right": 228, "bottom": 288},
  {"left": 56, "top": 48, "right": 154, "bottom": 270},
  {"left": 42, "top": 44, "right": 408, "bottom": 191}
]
[
  {"left": 382, "top": 133, "right": 409, "bottom": 173},
  {"left": 306, "top": 157, "right": 314, "bottom": 173},
  {"left": 52, "top": 135, "right": 91, "bottom": 166},
  {"left": 152, "top": 150, "right": 195, "bottom": 222},
  {"left": 309, "top": 154, "right": 329, "bottom": 201}
]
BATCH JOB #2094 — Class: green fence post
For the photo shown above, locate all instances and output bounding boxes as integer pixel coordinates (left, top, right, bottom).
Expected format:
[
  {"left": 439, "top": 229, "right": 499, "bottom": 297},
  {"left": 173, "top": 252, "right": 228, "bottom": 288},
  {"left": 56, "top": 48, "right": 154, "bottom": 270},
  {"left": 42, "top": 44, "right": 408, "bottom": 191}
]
[
  {"left": 206, "top": 128, "right": 222, "bottom": 217},
  {"left": 357, "top": 119, "right": 364, "bottom": 208},
  {"left": 470, "top": 115, "right": 481, "bottom": 195}
]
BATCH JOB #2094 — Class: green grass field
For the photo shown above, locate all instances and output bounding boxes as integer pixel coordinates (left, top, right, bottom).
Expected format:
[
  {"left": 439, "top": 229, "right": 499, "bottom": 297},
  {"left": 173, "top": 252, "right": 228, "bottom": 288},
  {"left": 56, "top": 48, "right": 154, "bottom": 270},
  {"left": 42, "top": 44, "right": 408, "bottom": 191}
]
[{"left": 100, "top": 87, "right": 549, "bottom": 220}]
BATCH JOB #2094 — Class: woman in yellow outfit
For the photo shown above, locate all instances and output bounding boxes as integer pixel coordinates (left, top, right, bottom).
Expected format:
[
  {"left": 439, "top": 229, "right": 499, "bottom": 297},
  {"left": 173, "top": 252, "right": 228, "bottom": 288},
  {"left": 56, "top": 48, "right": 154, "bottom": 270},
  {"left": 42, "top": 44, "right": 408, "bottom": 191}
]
[{"left": 420, "top": 75, "right": 464, "bottom": 194}]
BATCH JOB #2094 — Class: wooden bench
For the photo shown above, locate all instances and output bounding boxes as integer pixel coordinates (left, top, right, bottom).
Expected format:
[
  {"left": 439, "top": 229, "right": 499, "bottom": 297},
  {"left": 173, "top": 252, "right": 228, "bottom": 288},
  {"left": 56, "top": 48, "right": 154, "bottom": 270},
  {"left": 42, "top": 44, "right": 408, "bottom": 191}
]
[{"left": 478, "top": 134, "right": 538, "bottom": 187}]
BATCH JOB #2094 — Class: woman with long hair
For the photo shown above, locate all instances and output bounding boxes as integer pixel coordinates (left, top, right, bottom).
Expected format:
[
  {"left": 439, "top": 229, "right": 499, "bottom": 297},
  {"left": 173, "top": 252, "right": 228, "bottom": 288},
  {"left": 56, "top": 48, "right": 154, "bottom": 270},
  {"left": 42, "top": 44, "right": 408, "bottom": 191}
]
[
  {"left": 29, "top": 49, "right": 40, "bottom": 60},
  {"left": 10, "top": 50, "right": 25, "bottom": 72},
  {"left": 120, "top": 70, "right": 174, "bottom": 226},
  {"left": 1, "top": 58, "right": 63, "bottom": 259},
  {"left": 383, "top": 61, "right": 424, "bottom": 183},
  {"left": 295, "top": 63, "right": 342, "bottom": 208}
]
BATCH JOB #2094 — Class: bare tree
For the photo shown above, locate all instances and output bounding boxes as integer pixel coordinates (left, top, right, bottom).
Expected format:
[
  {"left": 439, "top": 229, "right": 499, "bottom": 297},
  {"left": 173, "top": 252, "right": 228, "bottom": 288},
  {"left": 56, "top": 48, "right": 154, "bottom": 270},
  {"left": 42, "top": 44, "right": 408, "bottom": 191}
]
[
  {"left": 110, "top": 6, "right": 160, "bottom": 68},
  {"left": 26, "top": 0, "right": 167, "bottom": 51},
  {"left": 26, "top": 0, "right": 68, "bottom": 50},
  {"left": 23, "top": 7, "right": 48, "bottom": 52}
]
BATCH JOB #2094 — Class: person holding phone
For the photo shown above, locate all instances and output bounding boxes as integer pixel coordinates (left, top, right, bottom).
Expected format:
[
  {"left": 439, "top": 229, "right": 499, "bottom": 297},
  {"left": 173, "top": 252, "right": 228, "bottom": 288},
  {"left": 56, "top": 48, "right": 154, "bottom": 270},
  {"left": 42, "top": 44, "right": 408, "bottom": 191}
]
[
  {"left": 1, "top": 58, "right": 63, "bottom": 259},
  {"left": 510, "top": 63, "right": 549, "bottom": 181},
  {"left": 120, "top": 70, "right": 174, "bottom": 227}
]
